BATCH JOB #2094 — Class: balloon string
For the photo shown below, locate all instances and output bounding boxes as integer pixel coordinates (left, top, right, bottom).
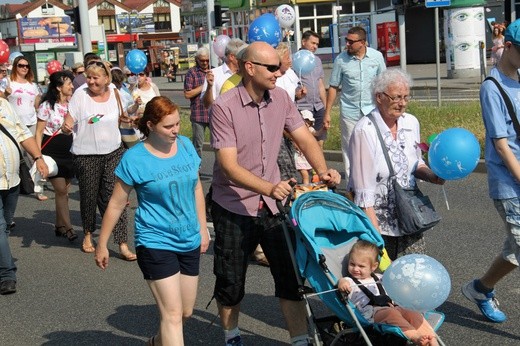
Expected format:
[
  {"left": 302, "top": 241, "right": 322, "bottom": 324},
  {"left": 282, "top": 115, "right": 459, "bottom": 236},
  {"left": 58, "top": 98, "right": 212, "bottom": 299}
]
[
  {"left": 441, "top": 185, "right": 450, "bottom": 210},
  {"left": 305, "top": 281, "right": 383, "bottom": 298}
]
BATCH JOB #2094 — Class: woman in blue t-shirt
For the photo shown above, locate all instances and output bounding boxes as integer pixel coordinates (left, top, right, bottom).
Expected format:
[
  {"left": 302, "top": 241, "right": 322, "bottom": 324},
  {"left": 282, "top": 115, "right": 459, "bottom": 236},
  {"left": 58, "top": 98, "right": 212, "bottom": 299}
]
[{"left": 94, "top": 96, "right": 209, "bottom": 345}]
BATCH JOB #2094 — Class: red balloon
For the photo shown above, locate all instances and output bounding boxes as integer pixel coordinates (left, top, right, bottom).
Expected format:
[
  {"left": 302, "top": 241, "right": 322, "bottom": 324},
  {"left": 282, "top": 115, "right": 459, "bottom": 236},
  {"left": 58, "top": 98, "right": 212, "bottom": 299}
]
[
  {"left": 0, "top": 40, "right": 10, "bottom": 64},
  {"left": 46, "top": 60, "right": 62, "bottom": 75}
]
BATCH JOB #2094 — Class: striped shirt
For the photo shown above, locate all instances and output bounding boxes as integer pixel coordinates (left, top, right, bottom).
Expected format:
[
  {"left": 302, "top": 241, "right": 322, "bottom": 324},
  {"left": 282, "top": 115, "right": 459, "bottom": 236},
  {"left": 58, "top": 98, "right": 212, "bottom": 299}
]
[{"left": 0, "top": 98, "right": 33, "bottom": 190}]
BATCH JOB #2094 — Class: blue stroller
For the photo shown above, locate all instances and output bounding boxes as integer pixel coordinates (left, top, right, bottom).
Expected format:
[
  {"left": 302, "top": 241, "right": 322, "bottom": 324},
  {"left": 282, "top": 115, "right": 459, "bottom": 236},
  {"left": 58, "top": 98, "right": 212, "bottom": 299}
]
[{"left": 277, "top": 191, "right": 445, "bottom": 345}]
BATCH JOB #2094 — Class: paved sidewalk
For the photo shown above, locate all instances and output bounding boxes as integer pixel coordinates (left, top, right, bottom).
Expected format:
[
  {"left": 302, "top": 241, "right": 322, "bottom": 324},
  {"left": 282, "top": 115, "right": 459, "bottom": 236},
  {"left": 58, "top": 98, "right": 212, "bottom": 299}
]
[{"left": 150, "top": 62, "right": 485, "bottom": 92}]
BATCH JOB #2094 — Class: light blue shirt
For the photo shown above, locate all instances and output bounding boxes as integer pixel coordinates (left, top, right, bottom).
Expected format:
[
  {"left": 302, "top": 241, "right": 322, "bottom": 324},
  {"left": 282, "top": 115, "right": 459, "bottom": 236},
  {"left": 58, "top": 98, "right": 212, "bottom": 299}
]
[
  {"left": 296, "top": 52, "right": 324, "bottom": 111},
  {"left": 329, "top": 47, "right": 386, "bottom": 120},
  {"left": 481, "top": 67, "right": 520, "bottom": 199},
  {"left": 116, "top": 136, "right": 202, "bottom": 252}
]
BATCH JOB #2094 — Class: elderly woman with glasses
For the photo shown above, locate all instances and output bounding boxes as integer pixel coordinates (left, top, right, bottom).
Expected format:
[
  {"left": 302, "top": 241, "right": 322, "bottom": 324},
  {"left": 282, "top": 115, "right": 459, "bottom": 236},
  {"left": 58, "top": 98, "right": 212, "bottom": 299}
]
[
  {"left": 61, "top": 61, "right": 136, "bottom": 261},
  {"left": 347, "top": 68, "right": 444, "bottom": 261}
]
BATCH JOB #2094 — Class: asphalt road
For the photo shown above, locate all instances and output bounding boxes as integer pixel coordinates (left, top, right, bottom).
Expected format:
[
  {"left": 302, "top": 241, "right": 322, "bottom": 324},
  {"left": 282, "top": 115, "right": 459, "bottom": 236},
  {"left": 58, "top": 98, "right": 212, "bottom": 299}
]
[{"left": 1, "top": 151, "right": 520, "bottom": 345}]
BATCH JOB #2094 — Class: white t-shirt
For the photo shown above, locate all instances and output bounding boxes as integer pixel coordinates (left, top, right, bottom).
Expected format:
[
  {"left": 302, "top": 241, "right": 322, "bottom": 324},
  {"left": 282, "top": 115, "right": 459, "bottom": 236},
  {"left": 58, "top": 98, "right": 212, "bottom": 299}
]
[
  {"left": 68, "top": 88, "right": 121, "bottom": 155},
  {"left": 132, "top": 84, "right": 160, "bottom": 114},
  {"left": 276, "top": 68, "right": 300, "bottom": 102},
  {"left": 8, "top": 80, "right": 40, "bottom": 126}
]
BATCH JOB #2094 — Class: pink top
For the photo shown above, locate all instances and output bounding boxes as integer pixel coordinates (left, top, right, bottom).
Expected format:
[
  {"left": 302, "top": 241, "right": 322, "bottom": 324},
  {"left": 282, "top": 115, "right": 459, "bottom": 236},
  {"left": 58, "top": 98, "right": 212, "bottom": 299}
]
[{"left": 210, "top": 85, "right": 304, "bottom": 216}]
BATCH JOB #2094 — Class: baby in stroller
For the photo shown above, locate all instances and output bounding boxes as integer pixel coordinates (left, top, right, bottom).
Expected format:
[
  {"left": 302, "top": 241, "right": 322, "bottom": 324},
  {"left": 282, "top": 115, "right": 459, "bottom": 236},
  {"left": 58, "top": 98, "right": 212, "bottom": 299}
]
[{"left": 337, "top": 240, "right": 439, "bottom": 346}]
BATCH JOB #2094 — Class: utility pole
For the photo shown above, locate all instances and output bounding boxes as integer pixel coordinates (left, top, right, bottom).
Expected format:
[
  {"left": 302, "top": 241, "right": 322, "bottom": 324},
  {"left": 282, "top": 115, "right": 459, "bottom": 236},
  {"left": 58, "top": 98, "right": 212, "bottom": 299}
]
[{"left": 78, "top": 0, "right": 92, "bottom": 53}]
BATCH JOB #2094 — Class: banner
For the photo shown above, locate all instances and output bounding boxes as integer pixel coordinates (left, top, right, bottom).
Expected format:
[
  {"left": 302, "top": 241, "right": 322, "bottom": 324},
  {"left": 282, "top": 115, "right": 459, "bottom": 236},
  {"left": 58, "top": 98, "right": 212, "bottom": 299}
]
[
  {"left": 116, "top": 13, "right": 155, "bottom": 34},
  {"left": 19, "top": 17, "right": 75, "bottom": 43}
]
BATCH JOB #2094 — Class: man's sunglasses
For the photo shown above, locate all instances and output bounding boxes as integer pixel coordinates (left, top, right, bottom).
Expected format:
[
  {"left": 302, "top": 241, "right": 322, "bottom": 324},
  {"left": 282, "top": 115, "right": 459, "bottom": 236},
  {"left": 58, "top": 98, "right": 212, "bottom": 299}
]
[
  {"left": 17, "top": 63, "right": 30, "bottom": 69},
  {"left": 129, "top": 72, "right": 146, "bottom": 76},
  {"left": 249, "top": 61, "right": 281, "bottom": 73},
  {"left": 0, "top": 70, "right": 6, "bottom": 73}
]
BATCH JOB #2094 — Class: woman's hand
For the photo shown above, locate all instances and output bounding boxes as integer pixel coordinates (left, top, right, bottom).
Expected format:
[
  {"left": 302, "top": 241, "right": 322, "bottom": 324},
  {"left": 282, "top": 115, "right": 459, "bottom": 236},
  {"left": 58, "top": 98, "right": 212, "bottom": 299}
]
[
  {"left": 61, "top": 116, "right": 74, "bottom": 135},
  {"left": 95, "top": 245, "right": 110, "bottom": 269},
  {"left": 200, "top": 228, "right": 210, "bottom": 254}
]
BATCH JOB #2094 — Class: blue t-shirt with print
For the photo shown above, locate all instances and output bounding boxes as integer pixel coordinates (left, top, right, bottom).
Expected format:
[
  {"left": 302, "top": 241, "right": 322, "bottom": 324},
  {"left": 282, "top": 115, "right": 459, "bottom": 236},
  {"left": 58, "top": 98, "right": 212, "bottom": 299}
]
[
  {"left": 116, "top": 136, "right": 202, "bottom": 251},
  {"left": 481, "top": 67, "right": 520, "bottom": 199}
]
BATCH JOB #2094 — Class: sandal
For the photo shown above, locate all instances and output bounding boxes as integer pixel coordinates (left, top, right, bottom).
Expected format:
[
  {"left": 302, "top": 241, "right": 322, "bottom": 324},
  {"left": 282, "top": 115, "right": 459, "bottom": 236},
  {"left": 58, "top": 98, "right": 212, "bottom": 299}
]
[
  {"left": 36, "top": 193, "right": 48, "bottom": 201},
  {"left": 55, "top": 225, "right": 66, "bottom": 237},
  {"left": 119, "top": 250, "right": 137, "bottom": 261},
  {"left": 81, "top": 240, "right": 95, "bottom": 253},
  {"left": 64, "top": 228, "right": 78, "bottom": 242}
]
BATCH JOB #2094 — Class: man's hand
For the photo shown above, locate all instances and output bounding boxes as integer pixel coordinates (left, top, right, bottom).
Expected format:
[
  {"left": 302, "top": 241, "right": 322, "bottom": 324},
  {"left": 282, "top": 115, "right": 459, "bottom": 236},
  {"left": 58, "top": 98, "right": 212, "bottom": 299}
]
[
  {"left": 269, "top": 178, "right": 297, "bottom": 200},
  {"left": 206, "top": 70, "right": 214, "bottom": 87},
  {"left": 318, "top": 169, "right": 341, "bottom": 188}
]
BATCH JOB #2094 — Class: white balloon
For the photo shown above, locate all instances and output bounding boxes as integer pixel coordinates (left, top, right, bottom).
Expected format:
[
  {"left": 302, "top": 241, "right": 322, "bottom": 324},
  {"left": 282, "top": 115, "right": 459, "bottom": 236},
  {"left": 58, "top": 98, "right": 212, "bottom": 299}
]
[{"left": 275, "top": 5, "right": 296, "bottom": 29}]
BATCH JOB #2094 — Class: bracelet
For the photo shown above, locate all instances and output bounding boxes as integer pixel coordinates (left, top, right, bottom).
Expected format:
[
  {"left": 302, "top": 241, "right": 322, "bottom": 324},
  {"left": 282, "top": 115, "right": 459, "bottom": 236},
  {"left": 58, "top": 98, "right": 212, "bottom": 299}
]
[{"left": 33, "top": 156, "right": 43, "bottom": 161}]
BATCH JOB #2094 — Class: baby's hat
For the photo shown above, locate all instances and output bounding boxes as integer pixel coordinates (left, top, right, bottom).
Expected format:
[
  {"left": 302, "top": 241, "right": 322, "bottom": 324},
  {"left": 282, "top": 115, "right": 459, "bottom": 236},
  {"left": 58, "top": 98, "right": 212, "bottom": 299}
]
[{"left": 300, "top": 110, "right": 314, "bottom": 122}]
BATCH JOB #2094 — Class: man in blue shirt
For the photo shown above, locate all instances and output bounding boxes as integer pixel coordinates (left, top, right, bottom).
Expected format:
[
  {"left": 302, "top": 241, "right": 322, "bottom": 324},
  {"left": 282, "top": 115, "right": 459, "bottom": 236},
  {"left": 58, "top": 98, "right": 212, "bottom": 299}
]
[
  {"left": 461, "top": 19, "right": 520, "bottom": 324},
  {"left": 296, "top": 31, "right": 328, "bottom": 148},
  {"left": 324, "top": 26, "right": 386, "bottom": 185}
]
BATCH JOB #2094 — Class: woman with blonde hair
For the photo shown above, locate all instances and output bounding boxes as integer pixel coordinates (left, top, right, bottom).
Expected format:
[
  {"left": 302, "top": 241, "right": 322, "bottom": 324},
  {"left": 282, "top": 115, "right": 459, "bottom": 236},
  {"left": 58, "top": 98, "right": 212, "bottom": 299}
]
[{"left": 62, "top": 61, "right": 136, "bottom": 260}]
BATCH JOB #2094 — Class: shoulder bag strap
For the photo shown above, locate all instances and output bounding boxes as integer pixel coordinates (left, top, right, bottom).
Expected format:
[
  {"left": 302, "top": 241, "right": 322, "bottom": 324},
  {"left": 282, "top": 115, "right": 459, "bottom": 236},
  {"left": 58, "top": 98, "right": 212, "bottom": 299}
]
[
  {"left": 367, "top": 113, "right": 395, "bottom": 178},
  {"left": 113, "top": 88, "right": 124, "bottom": 119},
  {"left": 484, "top": 76, "right": 520, "bottom": 138},
  {"left": 0, "top": 123, "right": 24, "bottom": 161}
]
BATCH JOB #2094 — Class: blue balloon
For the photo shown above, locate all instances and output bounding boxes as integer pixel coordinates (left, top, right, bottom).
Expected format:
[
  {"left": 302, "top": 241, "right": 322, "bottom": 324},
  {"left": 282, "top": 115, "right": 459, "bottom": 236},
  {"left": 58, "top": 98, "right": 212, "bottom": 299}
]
[
  {"left": 125, "top": 49, "right": 147, "bottom": 74},
  {"left": 428, "top": 127, "right": 480, "bottom": 180},
  {"left": 292, "top": 50, "right": 316, "bottom": 76},
  {"left": 248, "top": 13, "right": 282, "bottom": 48},
  {"left": 382, "top": 254, "right": 451, "bottom": 312}
]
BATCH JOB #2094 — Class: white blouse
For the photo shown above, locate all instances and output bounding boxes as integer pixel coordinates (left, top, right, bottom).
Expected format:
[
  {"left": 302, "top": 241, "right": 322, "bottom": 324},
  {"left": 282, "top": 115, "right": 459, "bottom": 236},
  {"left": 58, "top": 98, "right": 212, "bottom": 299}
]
[
  {"left": 347, "top": 109, "right": 425, "bottom": 237},
  {"left": 68, "top": 88, "right": 121, "bottom": 155}
]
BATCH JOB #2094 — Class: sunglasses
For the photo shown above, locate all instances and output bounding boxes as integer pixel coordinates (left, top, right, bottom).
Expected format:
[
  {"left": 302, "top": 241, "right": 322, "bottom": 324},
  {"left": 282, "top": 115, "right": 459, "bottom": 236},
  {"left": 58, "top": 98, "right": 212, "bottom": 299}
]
[
  {"left": 346, "top": 38, "right": 363, "bottom": 45},
  {"left": 0, "top": 70, "right": 6, "bottom": 73},
  {"left": 17, "top": 63, "right": 30, "bottom": 68},
  {"left": 138, "top": 72, "right": 146, "bottom": 76},
  {"left": 249, "top": 61, "right": 281, "bottom": 73},
  {"left": 198, "top": 59, "right": 209, "bottom": 63},
  {"left": 86, "top": 61, "right": 109, "bottom": 75}
]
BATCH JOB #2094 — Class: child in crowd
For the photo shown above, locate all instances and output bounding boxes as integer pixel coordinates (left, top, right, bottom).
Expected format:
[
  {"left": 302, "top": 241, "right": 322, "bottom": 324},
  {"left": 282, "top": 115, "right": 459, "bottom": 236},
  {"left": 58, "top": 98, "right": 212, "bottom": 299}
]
[
  {"left": 337, "top": 240, "right": 439, "bottom": 346},
  {"left": 294, "top": 110, "right": 326, "bottom": 184}
]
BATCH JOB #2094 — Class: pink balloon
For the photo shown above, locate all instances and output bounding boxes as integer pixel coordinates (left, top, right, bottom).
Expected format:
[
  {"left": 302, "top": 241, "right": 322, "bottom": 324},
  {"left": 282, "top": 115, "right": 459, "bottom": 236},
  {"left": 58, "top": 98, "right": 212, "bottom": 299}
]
[
  {"left": 46, "top": 60, "right": 62, "bottom": 75},
  {"left": 0, "top": 40, "right": 10, "bottom": 64},
  {"left": 214, "top": 35, "right": 230, "bottom": 59}
]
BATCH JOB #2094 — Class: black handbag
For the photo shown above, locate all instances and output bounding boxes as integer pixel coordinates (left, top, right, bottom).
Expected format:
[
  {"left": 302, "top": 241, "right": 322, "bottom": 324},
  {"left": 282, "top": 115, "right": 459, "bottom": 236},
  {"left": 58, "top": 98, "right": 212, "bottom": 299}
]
[
  {"left": 368, "top": 113, "right": 441, "bottom": 235},
  {"left": 0, "top": 124, "right": 35, "bottom": 195}
]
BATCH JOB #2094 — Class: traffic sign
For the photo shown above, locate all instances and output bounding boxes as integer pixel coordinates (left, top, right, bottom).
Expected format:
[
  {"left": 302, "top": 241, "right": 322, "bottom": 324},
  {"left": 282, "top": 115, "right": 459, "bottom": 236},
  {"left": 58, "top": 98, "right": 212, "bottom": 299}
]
[{"left": 425, "top": 0, "right": 451, "bottom": 8}]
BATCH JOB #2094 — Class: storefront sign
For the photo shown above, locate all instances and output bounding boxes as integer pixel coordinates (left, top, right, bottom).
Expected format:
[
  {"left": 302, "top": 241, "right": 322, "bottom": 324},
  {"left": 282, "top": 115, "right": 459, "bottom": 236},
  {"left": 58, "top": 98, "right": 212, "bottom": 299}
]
[
  {"left": 19, "top": 16, "right": 75, "bottom": 44},
  {"left": 257, "top": 0, "right": 290, "bottom": 6},
  {"left": 116, "top": 13, "right": 155, "bottom": 34}
]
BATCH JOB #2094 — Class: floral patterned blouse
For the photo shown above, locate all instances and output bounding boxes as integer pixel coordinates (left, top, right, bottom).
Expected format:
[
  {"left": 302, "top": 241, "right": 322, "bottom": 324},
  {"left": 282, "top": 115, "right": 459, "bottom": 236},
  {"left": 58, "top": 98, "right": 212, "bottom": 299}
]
[{"left": 37, "top": 101, "right": 68, "bottom": 136}]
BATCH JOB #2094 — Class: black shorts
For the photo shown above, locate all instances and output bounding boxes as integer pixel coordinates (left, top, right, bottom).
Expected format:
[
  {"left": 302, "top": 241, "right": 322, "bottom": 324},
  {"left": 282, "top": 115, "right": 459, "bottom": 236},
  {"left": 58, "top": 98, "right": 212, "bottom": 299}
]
[
  {"left": 211, "top": 202, "right": 302, "bottom": 306},
  {"left": 136, "top": 246, "right": 201, "bottom": 281}
]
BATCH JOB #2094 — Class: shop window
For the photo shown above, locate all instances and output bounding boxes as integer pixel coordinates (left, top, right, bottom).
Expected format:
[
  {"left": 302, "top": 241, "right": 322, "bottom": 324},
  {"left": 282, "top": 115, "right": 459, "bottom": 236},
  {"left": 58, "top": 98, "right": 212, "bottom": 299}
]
[
  {"left": 299, "top": 5, "right": 314, "bottom": 17},
  {"left": 317, "top": 4, "right": 332, "bottom": 16},
  {"left": 154, "top": 13, "right": 172, "bottom": 31},
  {"left": 99, "top": 15, "right": 116, "bottom": 33}
]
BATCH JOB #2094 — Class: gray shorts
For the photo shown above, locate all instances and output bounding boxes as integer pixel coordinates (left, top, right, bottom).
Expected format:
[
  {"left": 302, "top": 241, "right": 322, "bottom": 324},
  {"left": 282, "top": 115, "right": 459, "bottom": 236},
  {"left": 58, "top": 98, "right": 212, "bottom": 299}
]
[{"left": 494, "top": 198, "right": 520, "bottom": 266}]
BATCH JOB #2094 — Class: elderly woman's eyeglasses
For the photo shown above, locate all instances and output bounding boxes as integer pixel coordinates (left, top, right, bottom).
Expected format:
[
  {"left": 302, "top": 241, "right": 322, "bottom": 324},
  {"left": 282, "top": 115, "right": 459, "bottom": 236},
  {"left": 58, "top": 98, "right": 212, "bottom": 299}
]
[{"left": 382, "top": 92, "right": 411, "bottom": 103}]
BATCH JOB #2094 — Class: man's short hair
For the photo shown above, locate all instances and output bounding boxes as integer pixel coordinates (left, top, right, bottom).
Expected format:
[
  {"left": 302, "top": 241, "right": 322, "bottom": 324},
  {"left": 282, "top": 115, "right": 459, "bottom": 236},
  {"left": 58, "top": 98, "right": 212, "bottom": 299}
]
[
  {"left": 347, "top": 26, "right": 367, "bottom": 41},
  {"left": 302, "top": 30, "right": 320, "bottom": 41},
  {"left": 225, "top": 38, "right": 246, "bottom": 57},
  {"left": 83, "top": 52, "right": 100, "bottom": 66}
]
